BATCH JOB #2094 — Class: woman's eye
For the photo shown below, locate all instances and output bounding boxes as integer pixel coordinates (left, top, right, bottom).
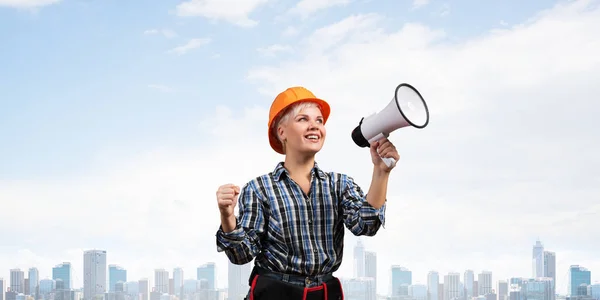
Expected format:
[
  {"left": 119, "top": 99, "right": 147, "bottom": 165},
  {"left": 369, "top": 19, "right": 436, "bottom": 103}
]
[{"left": 297, "top": 117, "right": 323, "bottom": 123}]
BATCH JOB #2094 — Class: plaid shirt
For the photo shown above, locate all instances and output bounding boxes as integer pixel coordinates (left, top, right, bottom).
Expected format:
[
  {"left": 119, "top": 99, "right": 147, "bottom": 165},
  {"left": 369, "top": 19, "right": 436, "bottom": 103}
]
[{"left": 215, "top": 162, "right": 386, "bottom": 276}]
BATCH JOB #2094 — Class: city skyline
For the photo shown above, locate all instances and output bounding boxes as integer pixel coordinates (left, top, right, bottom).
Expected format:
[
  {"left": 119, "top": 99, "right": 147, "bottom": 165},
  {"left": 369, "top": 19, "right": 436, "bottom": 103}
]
[
  {"left": 1, "top": 238, "right": 597, "bottom": 296},
  {"left": 2, "top": 0, "right": 599, "bottom": 299}
]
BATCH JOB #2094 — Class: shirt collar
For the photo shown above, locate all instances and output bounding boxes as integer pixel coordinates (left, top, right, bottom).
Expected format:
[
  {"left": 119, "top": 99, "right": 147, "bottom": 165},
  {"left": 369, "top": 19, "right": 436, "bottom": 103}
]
[{"left": 273, "top": 161, "right": 327, "bottom": 181}]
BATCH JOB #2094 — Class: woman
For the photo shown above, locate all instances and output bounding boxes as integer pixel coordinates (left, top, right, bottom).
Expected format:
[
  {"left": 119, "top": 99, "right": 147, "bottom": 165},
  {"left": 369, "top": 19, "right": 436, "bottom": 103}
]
[{"left": 215, "top": 86, "right": 399, "bottom": 300}]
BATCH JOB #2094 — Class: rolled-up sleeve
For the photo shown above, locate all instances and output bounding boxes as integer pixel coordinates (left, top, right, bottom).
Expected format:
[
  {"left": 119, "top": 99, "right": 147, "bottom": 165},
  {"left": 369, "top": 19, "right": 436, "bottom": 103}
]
[
  {"left": 340, "top": 175, "right": 386, "bottom": 236},
  {"left": 215, "top": 183, "right": 265, "bottom": 265}
]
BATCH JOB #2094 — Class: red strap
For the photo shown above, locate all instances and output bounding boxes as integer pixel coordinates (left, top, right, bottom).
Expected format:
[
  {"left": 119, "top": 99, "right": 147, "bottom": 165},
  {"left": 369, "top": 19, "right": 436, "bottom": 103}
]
[
  {"left": 249, "top": 275, "right": 259, "bottom": 300},
  {"left": 303, "top": 284, "right": 324, "bottom": 300},
  {"left": 336, "top": 278, "right": 344, "bottom": 300}
]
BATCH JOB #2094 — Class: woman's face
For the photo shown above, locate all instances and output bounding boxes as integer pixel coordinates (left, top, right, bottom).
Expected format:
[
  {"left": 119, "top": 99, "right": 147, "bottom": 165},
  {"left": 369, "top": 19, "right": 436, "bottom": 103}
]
[{"left": 279, "top": 105, "right": 326, "bottom": 155}]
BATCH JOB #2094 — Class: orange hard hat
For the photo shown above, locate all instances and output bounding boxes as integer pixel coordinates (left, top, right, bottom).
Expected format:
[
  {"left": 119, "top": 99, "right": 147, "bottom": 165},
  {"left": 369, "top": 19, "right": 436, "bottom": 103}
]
[{"left": 268, "top": 86, "right": 331, "bottom": 154}]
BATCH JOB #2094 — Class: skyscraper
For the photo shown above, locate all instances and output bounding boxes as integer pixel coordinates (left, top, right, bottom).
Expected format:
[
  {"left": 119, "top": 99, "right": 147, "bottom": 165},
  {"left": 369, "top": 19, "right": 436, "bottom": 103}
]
[
  {"left": 173, "top": 267, "right": 184, "bottom": 295},
  {"left": 52, "top": 262, "right": 72, "bottom": 290},
  {"left": 544, "top": 251, "right": 556, "bottom": 300},
  {"left": 568, "top": 265, "right": 591, "bottom": 296},
  {"left": 9, "top": 269, "right": 24, "bottom": 294},
  {"left": 365, "top": 251, "right": 377, "bottom": 292},
  {"left": 154, "top": 269, "right": 169, "bottom": 294},
  {"left": 138, "top": 278, "right": 149, "bottom": 300},
  {"left": 39, "top": 279, "right": 54, "bottom": 294},
  {"left": 497, "top": 280, "right": 508, "bottom": 300},
  {"left": 427, "top": 271, "right": 439, "bottom": 300},
  {"left": 108, "top": 265, "right": 127, "bottom": 292},
  {"left": 83, "top": 250, "right": 107, "bottom": 300},
  {"left": 478, "top": 271, "right": 492, "bottom": 296},
  {"left": 28, "top": 268, "right": 39, "bottom": 299},
  {"left": 464, "top": 270, "right": 474, "bottom": 298},
  {"left": 227, "top": 261, "right": 252, "bottom": 300},
  {"left": 197, "top": 263, "right": 216, "bottom": 290},
  {"left": 410, "top": 284, "right": 428, "bottom": 300},
  {"left": 0, "top": 278, "right": 5, "bottom": 300},
  {"left": 390, "top": 266, "right": 412, "bottom": 297},
  {"left": 532, "top": 240, "right": 544, "bottom": 278},
  {"left": 354, "top": 239, "right": 365, "bottom": 278},
  {"left": 443, "top": 273, "right": 460, "bottom": 300}
]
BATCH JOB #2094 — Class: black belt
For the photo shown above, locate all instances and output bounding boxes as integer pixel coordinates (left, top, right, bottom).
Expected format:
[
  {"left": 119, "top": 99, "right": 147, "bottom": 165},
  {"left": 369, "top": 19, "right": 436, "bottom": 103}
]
[{"left": 251, "top": 266, "right": 334, "bottom": 287}]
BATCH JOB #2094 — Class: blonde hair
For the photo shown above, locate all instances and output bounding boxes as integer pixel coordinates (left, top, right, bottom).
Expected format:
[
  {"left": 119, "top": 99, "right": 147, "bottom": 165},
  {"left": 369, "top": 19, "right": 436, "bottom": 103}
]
[{"left": 271, "top": 101, "right": 323, "bottom": 153}]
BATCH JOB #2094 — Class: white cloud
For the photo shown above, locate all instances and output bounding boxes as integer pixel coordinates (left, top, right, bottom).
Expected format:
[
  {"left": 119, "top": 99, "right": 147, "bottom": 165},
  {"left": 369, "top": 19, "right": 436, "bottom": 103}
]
[
  {"left": 433, "top": 3, "right": 450, "bottom": 17},
  {"left": 174, "top": 0, "right": 269, "bottom": 27},
  {"left": 143, "top": 29, "right": 178, "bottom": 39},
  {"left": 167, "top": 38, "right": 211, "bottom": 55},
  {"left": 281, "top": 26, "right": 300, "bottom": 37},
  {"left": 277, "top": 12, "right": 386, "bottom": 57},
  {"left": 412, "top": 0, "right": 430, "bottom": 9},
  {"left": 2, "top": 0, "right": 600, "bottom": 297},
  {"left": 286, "top": 0, "right": 352, "bottom": 18},
  {"left": 0, "top": 0, "right": 60, "bottom": 8}
]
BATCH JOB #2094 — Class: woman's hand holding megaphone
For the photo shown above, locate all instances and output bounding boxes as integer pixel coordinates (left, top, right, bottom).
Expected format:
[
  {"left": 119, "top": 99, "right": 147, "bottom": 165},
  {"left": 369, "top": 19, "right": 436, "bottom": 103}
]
[{"left": 370, "top": 138, "right": 400, "bottom": 172}]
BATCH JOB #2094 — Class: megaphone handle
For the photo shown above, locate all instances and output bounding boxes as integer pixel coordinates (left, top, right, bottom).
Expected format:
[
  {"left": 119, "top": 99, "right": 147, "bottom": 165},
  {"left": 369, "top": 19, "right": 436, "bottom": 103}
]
[
  {"left": 381, "top": 157, "right": 396, "bottom": 168},
  {"left": 367, "top": 132, "right": 396, "bottom": 168}
]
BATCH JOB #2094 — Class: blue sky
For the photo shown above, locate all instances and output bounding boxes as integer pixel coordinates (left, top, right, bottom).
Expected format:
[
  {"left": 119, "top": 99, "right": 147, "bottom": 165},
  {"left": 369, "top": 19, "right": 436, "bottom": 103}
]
[
  {"left": 1, "top": 0, "right": 599, "bottom": 297},
  {"left": 0, "top": 0, "right": 557, "bottom": 179}
]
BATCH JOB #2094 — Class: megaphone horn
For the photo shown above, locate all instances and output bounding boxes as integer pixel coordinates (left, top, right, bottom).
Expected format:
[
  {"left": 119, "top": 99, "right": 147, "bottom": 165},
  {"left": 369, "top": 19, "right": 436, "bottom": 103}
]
[{"left": 351, "top": 83, "right": 430, "bottom": 168}]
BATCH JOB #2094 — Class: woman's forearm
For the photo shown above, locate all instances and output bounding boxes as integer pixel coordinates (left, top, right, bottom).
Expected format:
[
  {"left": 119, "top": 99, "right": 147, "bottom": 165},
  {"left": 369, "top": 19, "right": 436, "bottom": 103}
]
[
  {"left": 366, "top": 168, "right": 390, "bottom": 209},
  {"left": 220, "top": 214, "right": 237, "bottom": 233}
]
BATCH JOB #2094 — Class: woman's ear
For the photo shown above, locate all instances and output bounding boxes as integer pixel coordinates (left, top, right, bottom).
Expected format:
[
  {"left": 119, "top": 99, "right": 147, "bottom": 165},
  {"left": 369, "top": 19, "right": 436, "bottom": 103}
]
[{"left": 277, "top": 124, "right": 286, "bottom": 142}]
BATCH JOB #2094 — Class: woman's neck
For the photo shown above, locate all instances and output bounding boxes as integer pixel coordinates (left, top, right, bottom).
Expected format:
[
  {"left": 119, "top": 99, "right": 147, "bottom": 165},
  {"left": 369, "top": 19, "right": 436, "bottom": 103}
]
[{"left": 283, "top": 153, "right": 315, "bottom": 179}]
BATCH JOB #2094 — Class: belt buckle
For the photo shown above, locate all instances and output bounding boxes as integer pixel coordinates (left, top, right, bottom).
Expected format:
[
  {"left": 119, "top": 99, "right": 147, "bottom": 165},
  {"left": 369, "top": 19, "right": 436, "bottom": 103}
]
[{"left": 305, "top": 276, "right": 312, "bottom": 286}]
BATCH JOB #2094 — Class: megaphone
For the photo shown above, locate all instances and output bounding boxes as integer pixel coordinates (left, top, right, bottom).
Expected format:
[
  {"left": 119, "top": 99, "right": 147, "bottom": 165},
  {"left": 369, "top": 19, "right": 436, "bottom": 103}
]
[{"left": 351, "top": 83, "right": 430, "bottom": 168}]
